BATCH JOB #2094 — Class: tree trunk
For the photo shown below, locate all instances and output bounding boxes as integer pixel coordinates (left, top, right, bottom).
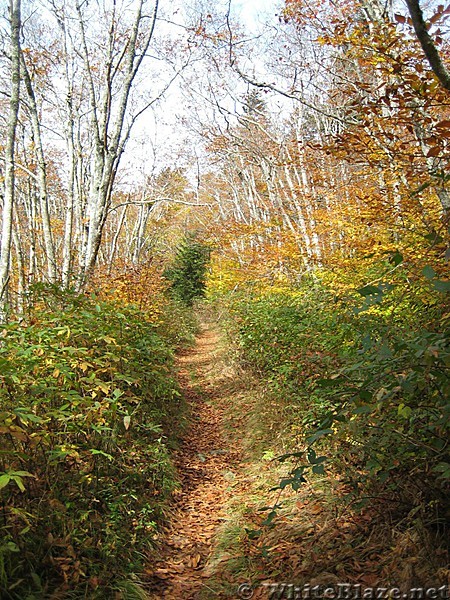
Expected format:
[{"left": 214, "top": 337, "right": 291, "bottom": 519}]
[
  {"left": 404, "top": 0, "right": 450, "bottom": 91},
  {"left": 77, "top": 0, "right": 160, "bottom": 287},
  {"left": 20, "top": 53, "right": 57, "bottom": 283},
  {"left": 0, "top": 0, "right": 21, "bottom": 319}
]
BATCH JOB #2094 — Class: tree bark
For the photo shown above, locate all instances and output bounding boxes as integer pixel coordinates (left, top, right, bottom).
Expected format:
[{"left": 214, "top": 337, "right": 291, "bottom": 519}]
[
  {"left": 20, "top": 52, "right": 57, "bottom": 283},
  {"left": 404, "top": 0, "right": 450, "bottom": 91},
  {"left": 0, "top": 0, "right": 21, "bottom": 319},
  {"left": 77, "top": 0, "right": 160, "bottom": 287}
]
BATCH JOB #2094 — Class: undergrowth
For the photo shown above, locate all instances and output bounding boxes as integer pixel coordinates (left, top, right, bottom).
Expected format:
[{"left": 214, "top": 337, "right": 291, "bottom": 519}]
[
  {"left": 0, "top": 285, "right": 194, "bottom": 599},
  {"left": 210, "top": 259, "right": 449, "bottom": 589}
]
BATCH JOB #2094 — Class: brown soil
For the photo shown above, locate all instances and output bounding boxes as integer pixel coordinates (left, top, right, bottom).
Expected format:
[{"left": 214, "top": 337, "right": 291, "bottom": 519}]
[
  {"left": 146, "top": 326, "right": 246, "bottom": 599},
  {"left": 144, "top": 327, "right": 450, "bottom": 600}
]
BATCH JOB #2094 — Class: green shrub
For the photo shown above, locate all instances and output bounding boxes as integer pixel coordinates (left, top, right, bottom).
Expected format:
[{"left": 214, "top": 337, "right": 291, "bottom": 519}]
[
  {"left": 224, "top": 287, "right": 351, "bottom": 420},
  {"left": 0, "top": 286, "right": 185, "bottom": 598},
  {"left": 164, "top": 235, "right": 210, "bottom": 306},
  {"left": 322, "top": 320, "right": 450, "bottom": 512},
  {"left": 156, "top": 298, "right": 200, "bottom": 349},
  {"left": 220, "top": 279, "right": 449, "bottom": 527}
]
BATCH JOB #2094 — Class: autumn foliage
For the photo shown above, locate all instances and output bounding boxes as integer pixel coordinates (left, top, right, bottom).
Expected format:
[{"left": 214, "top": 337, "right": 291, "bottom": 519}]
[{"left": 1, "top": 0, "right": 450, "bottom": 595}]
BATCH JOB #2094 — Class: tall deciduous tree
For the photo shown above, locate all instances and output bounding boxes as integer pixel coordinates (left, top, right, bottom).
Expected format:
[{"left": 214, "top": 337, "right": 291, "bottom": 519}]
[
  {"left": 0, "top": 0, "right": 21, "bottom": 318},
  {"left": 20, "top": 51, "right": 57, "bottom": 283},
  {"left": 74, "top": 0, "right": 161, "bottom": 285}
]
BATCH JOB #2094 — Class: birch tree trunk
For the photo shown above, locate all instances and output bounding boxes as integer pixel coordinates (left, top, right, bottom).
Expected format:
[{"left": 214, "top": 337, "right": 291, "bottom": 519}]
[
  {"left": 108, "top": 204, "right": 128, "bottom": 273},
  {"left": 12, "top": 225, "right": 25, "bottom": 314},
  {"left": 76, "top": 0, "right": 160, "bottom": 287},
  {"left": 20, "top": 53, "right": 57, "bottom": 283},
  {"left": 0, "top": 0, "right": 21, "bottom": 319}
]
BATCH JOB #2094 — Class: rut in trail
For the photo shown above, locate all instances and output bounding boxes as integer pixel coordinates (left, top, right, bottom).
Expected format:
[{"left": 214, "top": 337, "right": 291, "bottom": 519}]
[{"left": 146, "top": 326, "right": 246, "bottom": 600}]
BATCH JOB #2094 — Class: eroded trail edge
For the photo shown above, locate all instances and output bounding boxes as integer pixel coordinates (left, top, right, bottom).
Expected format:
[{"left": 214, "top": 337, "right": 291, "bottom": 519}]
[{"left": 147, "top": 326, "right": 245, "bottom": 599}]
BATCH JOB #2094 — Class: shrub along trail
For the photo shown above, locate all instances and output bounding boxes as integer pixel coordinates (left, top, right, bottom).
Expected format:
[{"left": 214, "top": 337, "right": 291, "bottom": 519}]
[
  {"left": 146, "top": 326, "right": 247, "bottom": 599},
  {"left": 145, "top": 318, "right": 450, "bottom": 599}
]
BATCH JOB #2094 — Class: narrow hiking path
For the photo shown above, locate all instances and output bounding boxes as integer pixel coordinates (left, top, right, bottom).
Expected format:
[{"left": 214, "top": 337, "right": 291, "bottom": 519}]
[
  {"left": 146, "top": 326, "right": 249, "bottom": 599},
  {"left": 144, "top": 324, "right": 450, "bottom": 599}
]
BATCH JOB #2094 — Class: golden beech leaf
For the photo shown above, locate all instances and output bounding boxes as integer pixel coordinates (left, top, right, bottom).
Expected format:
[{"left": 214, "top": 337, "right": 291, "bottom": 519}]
[
  {"left": 435, "top": 119, "right": 450, "bottom": 130},
  {"left": 97, "top": 383, "right": 110, "bottom": 395},
  {"left": 426, "top": 146, "right": 442, "bottom": 157}
]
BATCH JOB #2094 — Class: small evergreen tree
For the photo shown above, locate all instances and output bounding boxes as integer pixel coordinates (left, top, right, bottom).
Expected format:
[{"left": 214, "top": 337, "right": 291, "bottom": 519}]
[{"left": 164, "top": 235, "right": 210, "bottom": 306}]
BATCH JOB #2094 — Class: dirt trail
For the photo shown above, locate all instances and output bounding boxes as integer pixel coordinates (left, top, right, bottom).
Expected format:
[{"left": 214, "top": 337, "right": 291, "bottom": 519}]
[
  {"left": 147, "top": 326, "right": 245, "bottom": 599},
  {"left": 144, "top": 325, "right": 450, "bottom": 599}
]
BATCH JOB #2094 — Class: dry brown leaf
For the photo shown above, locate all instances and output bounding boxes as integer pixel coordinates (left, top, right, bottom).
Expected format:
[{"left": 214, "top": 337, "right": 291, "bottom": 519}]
[{"left": 154, "top": 568, "right": 170, "bottom": 579}]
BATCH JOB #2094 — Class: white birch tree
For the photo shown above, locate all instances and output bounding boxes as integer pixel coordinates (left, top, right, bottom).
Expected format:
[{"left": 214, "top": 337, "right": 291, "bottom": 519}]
[{"left": 0, "top": 0, "right": 21, "bottom": 318}]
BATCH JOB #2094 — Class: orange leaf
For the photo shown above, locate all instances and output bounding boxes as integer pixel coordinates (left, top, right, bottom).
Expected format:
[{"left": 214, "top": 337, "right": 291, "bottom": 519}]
[{"left": 426, "top": 146, "right": 442, "bottom": 157}]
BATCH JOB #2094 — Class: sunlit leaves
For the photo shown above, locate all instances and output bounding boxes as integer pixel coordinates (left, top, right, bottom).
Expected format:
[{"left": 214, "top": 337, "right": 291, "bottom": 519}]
[
  {"left": 0, "top": 287, "right": 185, "bottom": 594},
  {"left": 0, "top": 471, "right": 35, "bottom": 493}
]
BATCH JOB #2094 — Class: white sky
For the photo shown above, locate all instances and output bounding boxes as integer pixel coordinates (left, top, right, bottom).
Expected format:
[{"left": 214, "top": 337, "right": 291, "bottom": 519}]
[
  {"left": 121, "top": 0, "right": 283, "bottom": 188},
  {"left": 233, "top": 0, "right": 281, "bottom": 28}
]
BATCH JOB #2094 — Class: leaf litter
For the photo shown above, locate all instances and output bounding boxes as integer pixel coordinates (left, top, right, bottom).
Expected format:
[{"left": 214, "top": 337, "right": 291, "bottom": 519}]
[
  {"left": 144, "top": 327, "right": 450, "bottom": 599},
  {"left": 145, "top": 327, "right": 244, "bottom": 598}
]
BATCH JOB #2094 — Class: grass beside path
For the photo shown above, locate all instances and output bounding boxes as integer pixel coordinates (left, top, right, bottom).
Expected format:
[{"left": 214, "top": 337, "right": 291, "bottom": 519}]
[{"left": 145, "top": 324, "right": 450, "bottom": 599}]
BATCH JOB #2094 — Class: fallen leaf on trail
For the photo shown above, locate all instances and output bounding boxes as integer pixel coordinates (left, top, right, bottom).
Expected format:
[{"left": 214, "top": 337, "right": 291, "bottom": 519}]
[
  {"left": 154, "top": 569, "right": 170, "bottom": 579},
  {"left": 144, "top": 328, "right": 244, "bottom": 598},
  {"left": 359, "top": 574, "right": 380, "bottom": 586},
  {"left": 185, "top": 553, "right": 202, "bottom": 568},
  {"left": 169, "top": 563, "right": 185, "bottom": 573}
]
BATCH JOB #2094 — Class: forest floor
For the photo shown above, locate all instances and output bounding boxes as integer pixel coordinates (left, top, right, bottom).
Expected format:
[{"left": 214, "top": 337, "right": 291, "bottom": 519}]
[
  {"left": 145, "top": 326, "right": 450, "bottom": 600},
  {"left": 146, "top": 325, "right": 253, "bottom": 599}
]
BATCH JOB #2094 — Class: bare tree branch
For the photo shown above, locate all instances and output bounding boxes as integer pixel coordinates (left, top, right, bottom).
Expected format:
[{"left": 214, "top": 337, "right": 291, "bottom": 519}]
[
  {"left": 235, "top": 66, "right": 355, "bottom": 125},
  {"left": 107, "top": 197, "right": 210, "bottom": 214},
  {"left": 405, "top": 0, "right": 450, "bottom": 91}
]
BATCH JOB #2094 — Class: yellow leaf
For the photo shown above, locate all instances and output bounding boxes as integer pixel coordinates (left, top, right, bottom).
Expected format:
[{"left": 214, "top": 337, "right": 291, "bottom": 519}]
[{"left": 97, "top": 383, "right": 110, "bottom": 395}]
